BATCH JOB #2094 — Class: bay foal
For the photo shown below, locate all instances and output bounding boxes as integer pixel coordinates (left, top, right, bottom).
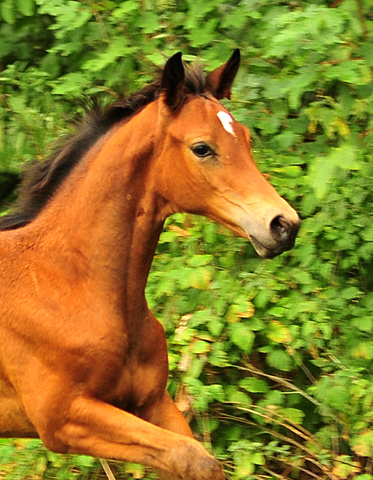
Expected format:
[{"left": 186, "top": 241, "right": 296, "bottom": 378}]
[{"left": 0, "top": 50, "right": 300, "bottom": 479}]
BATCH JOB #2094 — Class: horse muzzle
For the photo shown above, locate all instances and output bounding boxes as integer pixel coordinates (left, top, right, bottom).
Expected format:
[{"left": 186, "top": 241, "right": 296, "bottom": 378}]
[{"left": 247, "top": 213, "right": 301, "bottom": 259}]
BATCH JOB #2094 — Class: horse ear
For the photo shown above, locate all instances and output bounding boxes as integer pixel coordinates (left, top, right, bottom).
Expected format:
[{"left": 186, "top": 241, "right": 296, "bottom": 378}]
[
  {"left": 206, "top": 49, "right": 241, "bottom": 100},
  {"left": 161, "top": 52, "right": 185, "bottom": 110}
]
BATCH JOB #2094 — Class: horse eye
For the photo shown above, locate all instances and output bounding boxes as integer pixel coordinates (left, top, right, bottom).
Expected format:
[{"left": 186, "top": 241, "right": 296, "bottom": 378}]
[{"left": 191, "top": 143, "right": 215, "bottom": 159}]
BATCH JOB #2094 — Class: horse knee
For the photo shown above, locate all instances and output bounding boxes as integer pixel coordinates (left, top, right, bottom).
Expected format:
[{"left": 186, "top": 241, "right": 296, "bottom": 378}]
[
  {"left": 39, "top": 428, "right": 70, "bottom": 454},
  {"left": 35, "top": 414, "right": 82, "bottom": 454}
]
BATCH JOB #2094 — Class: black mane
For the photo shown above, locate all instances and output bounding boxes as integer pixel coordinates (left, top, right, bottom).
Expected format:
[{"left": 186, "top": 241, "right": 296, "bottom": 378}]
[{"left": 0, "top": 62, "right": 206, "bottom": 231}]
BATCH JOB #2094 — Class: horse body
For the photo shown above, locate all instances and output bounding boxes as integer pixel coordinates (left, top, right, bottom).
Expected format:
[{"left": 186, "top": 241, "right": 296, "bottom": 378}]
[
  {"left": 0, "top": 100, "right": 168, "bottom": 439},
  {"left": 0, "top": 50, "right": 300, "bottom": 479}
]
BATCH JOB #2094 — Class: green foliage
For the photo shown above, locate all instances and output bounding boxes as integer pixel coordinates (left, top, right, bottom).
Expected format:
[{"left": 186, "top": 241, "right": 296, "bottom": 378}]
[
  {"left": 0, "top": 439, "right": 100, "bottom": 479},
  {"left": 2, "top": 0, "right": 373, "bottom": 479}
]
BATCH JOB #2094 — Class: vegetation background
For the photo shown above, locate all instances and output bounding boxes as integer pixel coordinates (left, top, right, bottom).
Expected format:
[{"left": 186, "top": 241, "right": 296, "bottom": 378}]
[{"left": 1, "top": 0, "right": 373, "bottom": 478}]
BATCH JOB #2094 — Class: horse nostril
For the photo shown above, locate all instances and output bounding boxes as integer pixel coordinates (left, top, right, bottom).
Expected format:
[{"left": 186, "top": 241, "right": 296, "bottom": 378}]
[{"left": 270, "top": 215, "right": 292, "bottom": 242}]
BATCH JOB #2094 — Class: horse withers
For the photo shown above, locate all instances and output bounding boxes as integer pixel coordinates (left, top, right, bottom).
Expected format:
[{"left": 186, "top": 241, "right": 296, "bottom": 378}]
[{"left": 0, "top": 50, "right": 300, "bottom": 480}]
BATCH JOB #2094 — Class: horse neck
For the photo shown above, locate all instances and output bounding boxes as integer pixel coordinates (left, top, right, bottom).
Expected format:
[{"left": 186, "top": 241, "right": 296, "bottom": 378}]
[{"left": 38, "top": 101, "right": 168, "bottom": 317}]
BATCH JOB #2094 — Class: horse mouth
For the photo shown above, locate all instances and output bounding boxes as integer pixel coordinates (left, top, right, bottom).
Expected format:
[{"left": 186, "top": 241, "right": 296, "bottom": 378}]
[
  {"left": 249, "top": 236, "right": 276, "bottom": 258},
  {"left": 249, "top": 234, "right": 296, "bottom": 259},
  {"left": 217, "top": 221, "right": 297, "bottom": 259}
]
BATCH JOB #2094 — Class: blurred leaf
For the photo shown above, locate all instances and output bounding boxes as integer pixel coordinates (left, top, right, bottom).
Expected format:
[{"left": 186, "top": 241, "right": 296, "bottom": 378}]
[
  {"left": 266, "top": 350, "right": 292, "bottom": 372},
  {"left": 16, "top": 0, "right": 35, "bottom": 16},
  {"left": 279, "top": 407, "right": 305, "bottom": 425},
  {"left": 308, "top": 145, "right": 360, "bottom": 199},
  {"left": 187, "top": 254, "right": 213, "bottom": 267},
  {"left": 227, "top": 390, "right": 252, "bottom": 406},
  {"left": 240, "top": 378, "right": 269, "bottom": 393},
  {"left": 333, "top": 455, "right": 360, "bottom": 478},
  {"left": 267, "top": 321, "right": 292, "bottom": 344},
  {"left": 230, "top": 323, "right": 255, "bottom": 353},
  {"left": 83, "top": 37, "right": 132, "bottom": 73},
  {"left": 352, "top": 431, "right": 373, "bottom": 457},
  {"left": 1, "top": 0, "right": 16, "bottom": 24}
]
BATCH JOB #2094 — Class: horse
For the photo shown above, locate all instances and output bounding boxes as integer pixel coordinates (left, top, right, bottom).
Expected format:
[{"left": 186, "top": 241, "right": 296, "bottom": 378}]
[{"left": 0, "top": 50, "right": 300, "bottom": 480}]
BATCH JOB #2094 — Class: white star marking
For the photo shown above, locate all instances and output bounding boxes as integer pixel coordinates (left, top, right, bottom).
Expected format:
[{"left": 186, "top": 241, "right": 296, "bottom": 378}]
[{"left": 217, "top": 111, "right": 236, "bottom": 136}]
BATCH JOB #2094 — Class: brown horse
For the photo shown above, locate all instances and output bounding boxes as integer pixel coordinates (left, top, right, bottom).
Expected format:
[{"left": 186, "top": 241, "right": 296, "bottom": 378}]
[{"left": 0, "top": 50, "right": 300, "bottom": 480}]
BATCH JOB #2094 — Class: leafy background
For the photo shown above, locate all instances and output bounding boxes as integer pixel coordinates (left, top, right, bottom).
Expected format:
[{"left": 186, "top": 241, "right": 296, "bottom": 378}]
[{"left": 1, "top": 0, "right": 373, "bottom": 479}]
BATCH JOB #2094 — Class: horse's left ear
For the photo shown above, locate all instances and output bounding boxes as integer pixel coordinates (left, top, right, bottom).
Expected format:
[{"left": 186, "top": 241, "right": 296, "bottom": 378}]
[
  {"left": 206, "top": 49, "right": 241, "bottom": 100},
  {"left": 161, "top": 52, "right": 185, "bottom": 110}
]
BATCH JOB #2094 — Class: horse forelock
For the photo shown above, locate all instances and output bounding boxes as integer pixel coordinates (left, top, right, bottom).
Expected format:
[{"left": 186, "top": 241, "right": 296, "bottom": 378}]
[
  {"left": 183, "top": 64, "right": 206, "bottom": 96},
  {"left": 0, "top": 62, "right": 209, "bottom": 231}
]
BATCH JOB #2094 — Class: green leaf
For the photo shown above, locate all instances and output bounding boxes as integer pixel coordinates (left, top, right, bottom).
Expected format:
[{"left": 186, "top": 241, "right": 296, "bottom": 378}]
[
  {"left": 1, "top": 0, "right": 16, "bottom": 23},
  {"left": 247, "top": 317, "right": 265, "bottom": 331},
  {"left": 230, "top": 323, "right": 255, "bottom": 353},
  {"left": 352, "top": 431, "right": 373, "bottom": 457},
  {"left": 227, "top": 300, "right": 255, "bottom": 322},
  {"left": 209, "top": 343, "right": 228, "bottom": 367},
  {"left": 267, "top": 321, "right": 292, "bottom": 344},
  {"left": 361, "top": 227, "right": 373, "bottom": 242},
  {"left": 83, "top": 37, "right": 131, "bottom": 73},
  {"left": 188, "top": 18, "right": 219, "bottom": 48},
  {"left": 254, "top": 289, "right": 272, "bottom": 309},
  {"left": 227, "top": 390, "right": 252, "bottom": 405},
  {"left": 208, "top": 384, "right": 225, "bottom": 402},
  {"left": 333, "top": 455, "right": 360, "bottom": 478},
  {"left": 52, "top": 72, "right": 89, "bottom": 96},
  {"left": 279, "top": 407, "right": 305, "bottom": 425},
  {"left": 308, "top": 145, "right": 359, "bottom": 199},
  {"left": 192, "top": 340, "right": 210, "bottom": 354},
  {"left": 351, "top": 342, "right": 373, "bottom": 360},
  {"left": 341, "top": 286, "right": 361, "bottom": 300},
  {"left": 361, "top": 41, "right": 373, "bottom": 66},
  {"left": 113, "top": 0, "right": 139, "bottom": 17},
  {"left": 315, "top": 378, "right": 351, "bottom": 411},
  {"left": 351, "top": 317, "right": 373, "bottom": 333},
  {"left": 250, "top": 452, "right": 265, "bottom": 466},
  {"left": 208, "top": 317, "right": 224, "bottom": 337},
  {"left": 235, "top": 456, "right": 255, "bottom": 477},
  {"left": 139, "top": 10, "right": 161, "bottom": 34},
  {"left": 188, "top": 267, "right": 211, "bottom": 290},
  {"left": 230, "top": 440, "right": 265, "bottom": 477},
  {"left": 325, "top": 61, "right": 369, "bottom": 85},
  {"left": 240, "top": 378, "right": 269, "bottom": 393},
  {"left": 72, "top": 455, "right": 96, "bottom": 468},
  {"left": 188, "top": 357, "right": 205, "bottom": 379},
  {"left": 16, "top": 0, "right": 35, "bottom": 16},
  {"left": 267, "top": 350, "right": 292, "bottom": 371},
  {"left": 287, "top": 65, "right": 318, "bottom": 110},
  {"left": 187, "top": 254, "right": 213, "bottom": 267}
]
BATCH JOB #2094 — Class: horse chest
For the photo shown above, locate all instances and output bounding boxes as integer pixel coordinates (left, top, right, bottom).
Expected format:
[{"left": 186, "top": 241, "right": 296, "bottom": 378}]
[
  {"left": 103, "top": 321, "right": 170, "bottom": 415},
  {"left": 55, "top": 309, "right": 170, "bottom": 414},
  {"left": 113, "top": 356, "right": 168, "bottom": 415}
]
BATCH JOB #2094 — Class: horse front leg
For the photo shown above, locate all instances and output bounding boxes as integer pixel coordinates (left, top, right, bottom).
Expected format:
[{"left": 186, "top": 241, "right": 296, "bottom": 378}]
[{"left": 46, "top": 395, "right": 223, "bottom": 480}]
